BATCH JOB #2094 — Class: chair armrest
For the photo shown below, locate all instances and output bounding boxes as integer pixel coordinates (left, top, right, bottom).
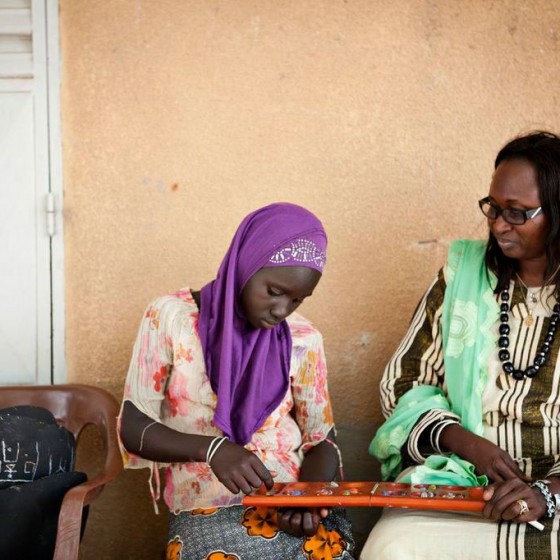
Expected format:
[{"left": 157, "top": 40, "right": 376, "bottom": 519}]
[
  {"left": 53, "top": 467, "right": 122, "bottom": 560},
  {"left": 53, "top": 406, "right": 123, "bottom": 560}
]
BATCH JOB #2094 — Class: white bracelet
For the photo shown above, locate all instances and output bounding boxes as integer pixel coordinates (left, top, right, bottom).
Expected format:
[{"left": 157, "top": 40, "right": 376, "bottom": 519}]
[
  {"left": 205, "top": 436, "right": 222, "bottom": 463},
  {"left": 433, "top": 420, "right": 459, "bottom": 453},
  {"left": 206, "top": 436, "right": 228, "bottom": 466},
  {"left": 139, "top": 421, "right": 158, "bottom": 452}
]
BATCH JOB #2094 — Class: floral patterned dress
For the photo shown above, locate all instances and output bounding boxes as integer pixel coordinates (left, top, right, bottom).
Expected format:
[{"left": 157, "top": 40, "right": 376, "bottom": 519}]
[{"left": 118, "top": 288, "right": 354, "bottom": 560}]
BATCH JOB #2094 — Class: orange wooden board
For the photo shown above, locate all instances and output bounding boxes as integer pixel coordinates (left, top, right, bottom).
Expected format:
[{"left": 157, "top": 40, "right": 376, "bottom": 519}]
[{"left": 243, "top": 481, "right": 486, "bottom": 512}]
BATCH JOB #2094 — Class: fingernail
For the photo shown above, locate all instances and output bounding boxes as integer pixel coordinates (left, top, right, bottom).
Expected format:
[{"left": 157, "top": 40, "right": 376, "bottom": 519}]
[{"left": 270, "top": 470, "right": 278, "bottom": 478}]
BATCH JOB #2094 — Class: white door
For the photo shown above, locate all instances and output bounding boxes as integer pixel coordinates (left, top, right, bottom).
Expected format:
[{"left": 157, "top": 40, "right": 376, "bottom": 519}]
[{"left": 0, "top": 0, "right": 63, "bottom": 385}]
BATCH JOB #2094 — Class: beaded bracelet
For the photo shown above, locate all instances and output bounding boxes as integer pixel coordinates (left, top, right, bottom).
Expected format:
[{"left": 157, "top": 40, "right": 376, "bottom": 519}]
[{"left": 530, "top": 480, "right": 556, "bottom": 518}]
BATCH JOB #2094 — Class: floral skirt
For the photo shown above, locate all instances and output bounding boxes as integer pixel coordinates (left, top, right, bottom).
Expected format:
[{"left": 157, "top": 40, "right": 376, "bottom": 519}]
[{"left": 166, "top": 505, "right": 355, "bottom": 560}]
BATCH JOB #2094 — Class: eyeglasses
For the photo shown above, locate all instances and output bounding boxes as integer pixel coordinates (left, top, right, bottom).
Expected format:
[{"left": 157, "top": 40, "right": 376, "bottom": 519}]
[{"left": 478, "top": 197, "right": 543, "bottom": 225}]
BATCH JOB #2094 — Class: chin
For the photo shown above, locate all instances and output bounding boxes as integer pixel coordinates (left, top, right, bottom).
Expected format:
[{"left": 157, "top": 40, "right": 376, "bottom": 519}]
[
  {"left": 498, "top": 247, "right": 519, "bottom": 259},
  {"left": 496, "top": 243, "right": 521, "bottom": 260}
]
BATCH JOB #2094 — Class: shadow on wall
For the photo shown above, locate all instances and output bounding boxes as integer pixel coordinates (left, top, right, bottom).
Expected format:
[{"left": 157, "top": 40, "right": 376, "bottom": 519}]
[
  {"left": 337, "top": 423, "right": 380, "bottom": 555},
  {"left": 79, "top": 466, "right": 168, "bottom": 559}
]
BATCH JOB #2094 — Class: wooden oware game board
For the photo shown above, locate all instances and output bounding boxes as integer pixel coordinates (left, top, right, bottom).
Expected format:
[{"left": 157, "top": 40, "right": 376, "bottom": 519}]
[
  {"left": 243, "top": 481, "right": 485, "bottom": 512},
  {"left": 243, "top": 481, "right": 545, "bottom": 530}
]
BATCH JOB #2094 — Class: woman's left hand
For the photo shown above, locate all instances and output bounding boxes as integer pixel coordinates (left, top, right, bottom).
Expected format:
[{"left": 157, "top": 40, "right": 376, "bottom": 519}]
[
  {"left": 482, "top": 478, "right": 547, "bottom": 523},
  {"left": 277, "top": 506, "right": 329, "bottom": 537},
  {"left": 277, "top": 429, "right": 336, "bottom": 536}
]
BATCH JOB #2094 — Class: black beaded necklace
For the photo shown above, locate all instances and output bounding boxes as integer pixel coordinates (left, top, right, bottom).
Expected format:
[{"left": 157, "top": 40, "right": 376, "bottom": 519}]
[{"left": 498, "top": 285, "right": 560, "bottom": 380}]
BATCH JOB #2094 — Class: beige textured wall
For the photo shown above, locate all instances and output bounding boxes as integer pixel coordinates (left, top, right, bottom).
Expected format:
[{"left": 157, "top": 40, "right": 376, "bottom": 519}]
[{"left": 59, "top": 1, "right": 560, "bottom": 557}]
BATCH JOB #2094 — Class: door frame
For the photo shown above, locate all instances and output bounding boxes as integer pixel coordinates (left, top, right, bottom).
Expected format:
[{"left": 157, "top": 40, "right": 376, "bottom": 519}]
[
  {"left": 45, "top": 0, "right": 65, "bottom": 383},
  {"left": 0, "top": 0, "right": 63, "bottom": 384}
]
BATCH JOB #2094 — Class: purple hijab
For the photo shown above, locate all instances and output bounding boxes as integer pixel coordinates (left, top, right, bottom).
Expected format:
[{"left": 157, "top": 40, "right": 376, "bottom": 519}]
[{"left": 198, "top": 203, "right": 327, "bottom": 445}]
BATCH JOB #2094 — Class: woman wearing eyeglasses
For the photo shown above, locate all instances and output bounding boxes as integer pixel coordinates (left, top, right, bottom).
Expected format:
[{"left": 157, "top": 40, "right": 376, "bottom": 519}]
[{"left": 361, "top": 132, "right": 560, "bottom": 560}]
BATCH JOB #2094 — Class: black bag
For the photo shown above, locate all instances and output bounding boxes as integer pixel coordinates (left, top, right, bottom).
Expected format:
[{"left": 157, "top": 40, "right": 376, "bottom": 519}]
[
  {"left": 0, "top": 406, "right": 76, "bottom": 489},
  {"left": 0, "top": 406, "right": 88, "bottom": 560}
]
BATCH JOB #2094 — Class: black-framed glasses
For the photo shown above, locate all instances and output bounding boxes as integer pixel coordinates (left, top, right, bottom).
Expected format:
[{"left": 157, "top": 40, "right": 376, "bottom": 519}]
[{"left": 478, "top": 197, "right": 543, "bottom": 225}]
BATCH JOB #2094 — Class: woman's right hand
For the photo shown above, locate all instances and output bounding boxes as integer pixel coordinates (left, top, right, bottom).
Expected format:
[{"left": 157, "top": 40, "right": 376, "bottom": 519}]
[
  {"left": 439, "top": 424, "right": 530, "bottom": 482},
  {"left": 209, "top": 440, "right": 274, "bottom": 495}
]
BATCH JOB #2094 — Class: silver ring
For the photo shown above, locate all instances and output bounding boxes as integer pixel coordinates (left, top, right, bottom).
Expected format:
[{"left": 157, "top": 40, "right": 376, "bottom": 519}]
[{"left": 517, "top": 498, "right": 530, "bottom": 516}]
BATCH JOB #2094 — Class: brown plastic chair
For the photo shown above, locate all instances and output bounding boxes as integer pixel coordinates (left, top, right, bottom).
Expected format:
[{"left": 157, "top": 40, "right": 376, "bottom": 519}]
[{"left": 0, "top": 383, "right": 123, "bottom": 560}]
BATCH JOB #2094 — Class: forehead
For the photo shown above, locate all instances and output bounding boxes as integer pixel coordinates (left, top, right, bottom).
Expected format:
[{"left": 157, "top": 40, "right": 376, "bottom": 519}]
[
  {"left": 490, "top": 159, "right": 540, "bottom": 203},
  {"left": 251, "top": 266, "right": 321, "bottom": 291}
]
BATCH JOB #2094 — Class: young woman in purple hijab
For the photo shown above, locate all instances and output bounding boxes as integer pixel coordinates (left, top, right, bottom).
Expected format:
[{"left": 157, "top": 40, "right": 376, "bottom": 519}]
[{"left": 119, "top": 203, "right": 355, "bottom": 559}]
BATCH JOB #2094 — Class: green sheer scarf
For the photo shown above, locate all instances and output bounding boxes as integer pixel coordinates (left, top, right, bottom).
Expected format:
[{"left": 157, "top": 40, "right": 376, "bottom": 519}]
[{"left": 369, "top": 239, "right": 499, "bottom": 485}]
